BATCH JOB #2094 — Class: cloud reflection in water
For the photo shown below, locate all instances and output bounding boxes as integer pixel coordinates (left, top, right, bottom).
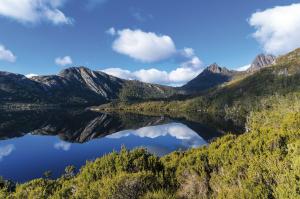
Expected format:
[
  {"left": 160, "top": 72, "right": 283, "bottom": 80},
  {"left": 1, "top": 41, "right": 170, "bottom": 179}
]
[
  {"left": 0, "top": 144, "right": 15, "bottom": 161},
  {"left": 54, "top": 141, "right": 71, "bottom": 151},
  {"left": 106, "top": 123, "right": 207, "bottom": 148}
]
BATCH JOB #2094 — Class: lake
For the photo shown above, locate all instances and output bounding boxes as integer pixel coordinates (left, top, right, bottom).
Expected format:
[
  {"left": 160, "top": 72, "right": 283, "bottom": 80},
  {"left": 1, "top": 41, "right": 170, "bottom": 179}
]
[{"left": 0, "top": 109, "right": 223, "bottom": 182}]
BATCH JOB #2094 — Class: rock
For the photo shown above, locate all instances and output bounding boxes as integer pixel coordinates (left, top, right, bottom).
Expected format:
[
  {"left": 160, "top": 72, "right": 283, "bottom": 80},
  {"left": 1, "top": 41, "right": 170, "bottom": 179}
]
[{"left": 247, "top": 54, "right": 276, "bottom": 72}]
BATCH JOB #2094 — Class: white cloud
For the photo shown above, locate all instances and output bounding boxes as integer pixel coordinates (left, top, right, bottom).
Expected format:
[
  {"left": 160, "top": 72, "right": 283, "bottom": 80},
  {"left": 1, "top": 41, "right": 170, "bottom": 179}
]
[
  {"left": 111, "top": 28, "right": 176, "bottom": 62},
  {"left": 133, "top": 69, "right": 169, "bottom": 84},
  {"left": 249, "top": 3, "right": 300, "bottom": 55},
  {"left": 44, "top": 8, "right": 72, "bottom": 25},
  {"left": 236, "top": 64, "right": 251, "bottom": 71},
  {"left": 106, "top": 123, "right": 206, "bottom": 148},
  {"left": 54, "top": 141, "right": 71, "bottom": 151},
  {"left": 102, "top": 44, "right": 203, "bottom": 85},
  {"left": 0, "top": 45, "right": 16, "bottom": 62},
  {"left": 0, "top": 144, "right": 15, "bottom": 161},
  {"left": 106, "top": 27, "right": 116, "bottom": 36},
  {"left": 102, "top": 68, "right": 134, "bottom": 80},
  {"left": 102, "top": 51, "right": 203, "bottom": 86},
  {"left": 55, "top": 56, "right": 73, "bottom": 66},
  {"left": 26, "top": 73, "right": 38, "bottom": 78},
  {"left": 102, "top": 58, "right": 203, "bottom": 86},
  {"left": 106, "top": 28, "right": 204, "bottom": 85},
  {"left": 0, "top": 0, "right": 72, "bottom": 25},
  {"left": 180, "top": 48, "right": 195, "bottom": 58}
]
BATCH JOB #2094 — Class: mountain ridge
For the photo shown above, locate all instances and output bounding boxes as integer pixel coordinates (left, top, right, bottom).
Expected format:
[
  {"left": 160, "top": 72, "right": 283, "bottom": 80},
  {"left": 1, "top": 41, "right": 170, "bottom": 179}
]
[
  {"left": 182, "top": 63, "right": 238, "bottom": 92},
  {"left": 182, "top": 53, "right": 277, "bottom": 93},
  {"left": 0, "top": 52, "right": 285, "bottom": 107},
  {"left": 0, "top": 67, "right": 177, "bottom": 106}
]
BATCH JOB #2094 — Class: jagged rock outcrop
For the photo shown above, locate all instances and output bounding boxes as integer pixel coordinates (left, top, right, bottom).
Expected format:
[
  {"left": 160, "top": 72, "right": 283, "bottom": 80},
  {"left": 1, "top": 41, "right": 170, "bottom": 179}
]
[{"left": 247, "top": 54, "right": 276, "bottom": 72}]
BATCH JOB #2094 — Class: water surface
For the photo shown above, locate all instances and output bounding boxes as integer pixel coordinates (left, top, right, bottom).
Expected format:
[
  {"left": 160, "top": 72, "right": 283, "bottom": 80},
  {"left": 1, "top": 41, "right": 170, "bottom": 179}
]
[{"left": 0, "top": 109, "right": 222, "bottom": 182}]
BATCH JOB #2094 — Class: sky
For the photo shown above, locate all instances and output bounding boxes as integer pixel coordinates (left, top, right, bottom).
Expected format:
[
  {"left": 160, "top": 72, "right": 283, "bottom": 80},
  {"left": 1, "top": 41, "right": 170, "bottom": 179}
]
[{"left": 0, "top": 0, "right": 300, "bottom": 86}]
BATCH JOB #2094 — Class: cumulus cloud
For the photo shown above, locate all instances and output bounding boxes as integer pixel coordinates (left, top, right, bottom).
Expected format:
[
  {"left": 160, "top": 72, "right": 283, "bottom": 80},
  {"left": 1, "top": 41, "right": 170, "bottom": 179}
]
[
  {"left": 105, "top": 28, "right": 204, "bottom": 85},
  {"left": 169, "top": 56, "right": 203, "bottom": 84},
  {"left": 102, "top": 47, "right": 203, "bottom": 85},
  {"left": 106, "top": 27, "right": 116, "bottom": 36},
  {"left": 111, "top": 28, "right": 176, "bottom": 62},
  {"left": 55, "top": 56, "right": 73, "bottom": 66},
  {"left": 133, "top": 69, "right": 169, "bottom": 84},
  {"left": 180, "top": 48, "right": 195, "bottom": 58},
  {"left": 0, "top": 144, "right": 15, "bottom": 161},
  {"left": 54, "top": 141, "right": 71, "bottom": 151},
  {"left": 102, "top": 59, "right": 203, "bottom": 86},
  {"left": 236, "top": 64, "right": 251, "bottom": 71},
  {"left": 26, "top": 73, "right": 38, "bottom": 78},
  {"left": 0, "top": 45, "right": 16, "bottom": 62},
  {"left": 0, "top": 0, "right": 72, "bottom": 25},
  {"left": 249, "top": 3, "right": 300, "bottom": 55},
  {"left": 101, "top": 68, "right": 134, "bottom": 79}
]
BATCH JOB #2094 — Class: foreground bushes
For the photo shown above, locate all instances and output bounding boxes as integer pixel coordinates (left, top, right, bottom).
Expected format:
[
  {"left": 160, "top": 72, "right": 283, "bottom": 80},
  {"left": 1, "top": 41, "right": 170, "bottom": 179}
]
[{"left": 1, "top": 94, "right": 299, "bottom": 198}]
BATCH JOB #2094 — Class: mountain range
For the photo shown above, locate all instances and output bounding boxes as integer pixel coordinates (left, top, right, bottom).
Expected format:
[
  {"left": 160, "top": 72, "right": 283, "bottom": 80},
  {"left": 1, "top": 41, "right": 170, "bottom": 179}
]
[
  {"left": 182, "top": 53, "right": 276, "bottom": 92},
  {"left": 0, "top": 52, "right": 279, "bottom": 107},
  {"left": 89, "top": 48, "right": 300, "bottom": 130},
  {"left": 0, "top": 67, "right": 177, "bottom": 106}
]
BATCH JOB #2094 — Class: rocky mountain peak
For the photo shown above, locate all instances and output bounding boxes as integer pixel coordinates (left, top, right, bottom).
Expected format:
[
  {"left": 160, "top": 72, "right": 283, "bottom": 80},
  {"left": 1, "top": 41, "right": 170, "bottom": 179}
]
[
  {"left": 247, "top": 54, "right": 276, "bottom": 72},
  {"left": 58, "top": 66, "right": 93, "bottom": 77},
  {"left": 204, "top": 63, "right": 231, "bottom": 74},
  {"left": 182, "top": 63, "right": 235, "bottom": 92},
  {"left": 206, "top": 63, "right": 221, "bottom": 72}
]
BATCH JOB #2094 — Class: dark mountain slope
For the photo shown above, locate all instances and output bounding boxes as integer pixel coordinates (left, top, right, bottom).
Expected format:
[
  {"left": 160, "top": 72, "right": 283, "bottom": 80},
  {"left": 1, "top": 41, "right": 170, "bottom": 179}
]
[
  {"left": 182, "top": 63, "right": 238, "bottom": 92},
  {"left": 30, "top": 67, "right": 125, "bottom": 105},
  {"left": 0, "top": 72, "right": 46, "bottom": 103},
  {"left": 0, "top": 67, "right": 177, "bottom": 106}
]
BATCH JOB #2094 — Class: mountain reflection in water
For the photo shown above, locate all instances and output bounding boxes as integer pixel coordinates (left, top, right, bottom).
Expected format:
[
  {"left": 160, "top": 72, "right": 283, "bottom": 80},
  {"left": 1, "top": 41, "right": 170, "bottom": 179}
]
[{"left": 0, "top": 109, "right": 222, "bottom": 182}]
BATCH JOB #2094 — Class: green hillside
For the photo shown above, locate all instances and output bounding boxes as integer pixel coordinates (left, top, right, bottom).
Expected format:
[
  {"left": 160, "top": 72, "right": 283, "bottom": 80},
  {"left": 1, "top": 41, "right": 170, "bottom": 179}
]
[
  {"left": 119, "top": 80, "right": 178, "bottom": 102},
  {"left": 104, "top": 48, "right": 300, "bottom": 128}
]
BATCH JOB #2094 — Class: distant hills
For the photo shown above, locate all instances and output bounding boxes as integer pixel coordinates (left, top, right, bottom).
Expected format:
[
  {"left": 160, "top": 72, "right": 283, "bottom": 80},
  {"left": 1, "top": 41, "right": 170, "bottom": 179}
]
[
  {"left": 0, "top": 51, "right": 290, "bottom": 108},
  {"left": 182, "top": 54, "right": 276, "bottom": 92},
  {"left": 0, "top": 67, "right": 177, "bottom": 106}
]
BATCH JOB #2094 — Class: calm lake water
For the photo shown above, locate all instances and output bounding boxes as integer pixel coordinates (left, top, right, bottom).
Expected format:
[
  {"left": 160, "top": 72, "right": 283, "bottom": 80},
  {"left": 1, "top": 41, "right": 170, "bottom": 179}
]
[{"left": 0, "top": 109, "right": 223, "bottom": 182}]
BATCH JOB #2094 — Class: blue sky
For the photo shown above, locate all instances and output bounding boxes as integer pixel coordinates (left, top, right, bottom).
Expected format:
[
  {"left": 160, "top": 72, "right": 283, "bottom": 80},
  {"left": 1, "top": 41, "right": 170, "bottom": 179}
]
[{"left": 0, "top": 0, "right": 299, "bottom": 85}]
